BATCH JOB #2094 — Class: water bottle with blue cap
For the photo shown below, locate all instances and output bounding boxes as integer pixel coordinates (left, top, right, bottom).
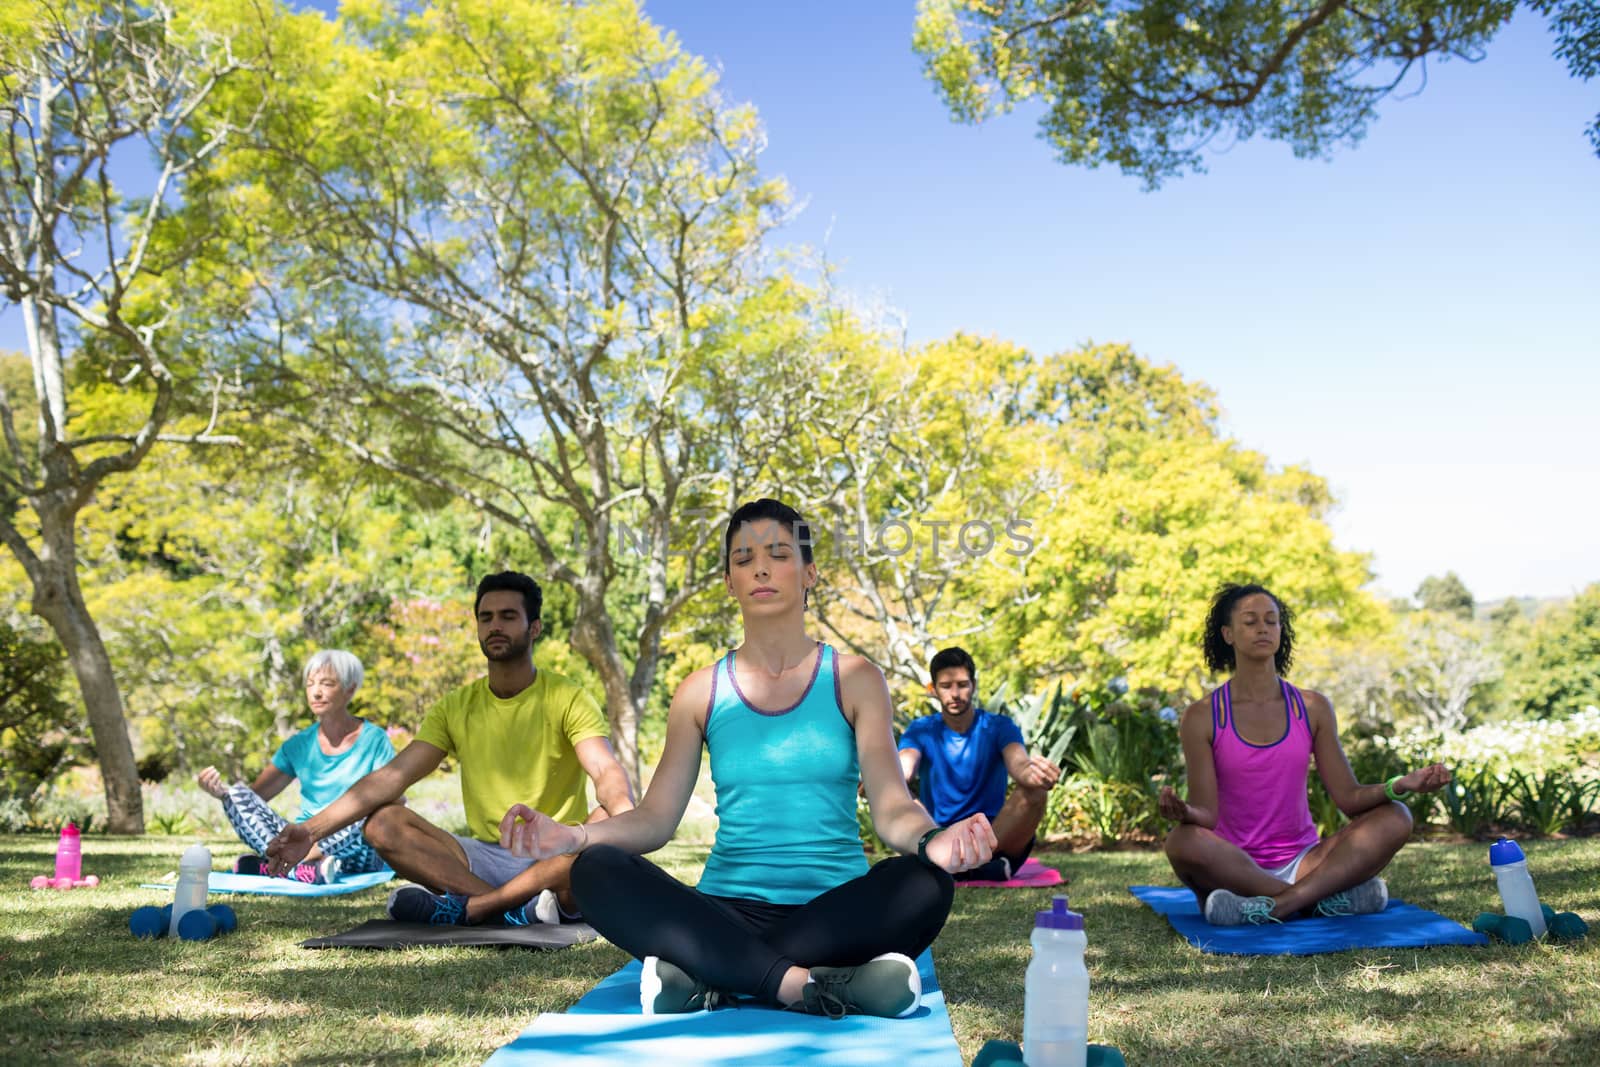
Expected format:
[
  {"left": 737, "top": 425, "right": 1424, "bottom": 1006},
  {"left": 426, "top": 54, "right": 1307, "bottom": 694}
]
[
  {"left": 1024, "top": 893, "right": 1088, "bottom": 1067},
  {"left": 1490, "top": 837, "right": 1546, "bottom": 939}
]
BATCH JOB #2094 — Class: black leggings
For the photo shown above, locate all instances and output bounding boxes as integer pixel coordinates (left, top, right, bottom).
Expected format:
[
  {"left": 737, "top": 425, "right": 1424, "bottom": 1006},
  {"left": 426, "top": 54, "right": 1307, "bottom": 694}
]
[{"left": 570, "top": 845, "right": 954, "bottom": 1005}]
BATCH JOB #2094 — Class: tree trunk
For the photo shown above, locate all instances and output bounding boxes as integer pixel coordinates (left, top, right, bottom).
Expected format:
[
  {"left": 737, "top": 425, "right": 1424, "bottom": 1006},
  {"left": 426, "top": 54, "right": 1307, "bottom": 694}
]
[
  {"left": 26, "top": 537, "right": 145, "bottom": 834},
  {"left": 568, "top": 596, "right": 643, "bottom": 792}
]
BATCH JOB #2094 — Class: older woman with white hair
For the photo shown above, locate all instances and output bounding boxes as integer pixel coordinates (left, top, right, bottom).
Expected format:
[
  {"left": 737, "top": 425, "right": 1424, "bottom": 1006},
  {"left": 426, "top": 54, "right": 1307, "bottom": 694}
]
[{"left": 198, "top": 650, "right": 396, "bottom": 883}]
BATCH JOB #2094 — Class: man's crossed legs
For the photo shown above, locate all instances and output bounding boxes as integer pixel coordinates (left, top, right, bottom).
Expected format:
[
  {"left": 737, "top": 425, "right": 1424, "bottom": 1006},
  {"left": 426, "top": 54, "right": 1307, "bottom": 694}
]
[{"left": 369, "top": 802, "right": 608, "bottom": 926}]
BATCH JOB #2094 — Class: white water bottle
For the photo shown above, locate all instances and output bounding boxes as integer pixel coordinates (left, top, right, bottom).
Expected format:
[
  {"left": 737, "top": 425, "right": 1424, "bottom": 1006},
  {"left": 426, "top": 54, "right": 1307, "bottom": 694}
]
[
  {"left": 1489, "top": 837, "right": 1546, "bottom": 939},
  {"left": 1023, "top": 894, "right": 1088, "bottom": 1067},
  {"left": 169, "top": 844, "right": 212, "bottom": 936}
]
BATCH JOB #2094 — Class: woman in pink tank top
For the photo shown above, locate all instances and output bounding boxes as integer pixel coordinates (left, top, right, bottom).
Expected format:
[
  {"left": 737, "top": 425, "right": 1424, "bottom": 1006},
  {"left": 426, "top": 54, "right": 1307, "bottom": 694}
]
[{"left": 1157, "top": 584, "right": 1452, "bottom": 926}]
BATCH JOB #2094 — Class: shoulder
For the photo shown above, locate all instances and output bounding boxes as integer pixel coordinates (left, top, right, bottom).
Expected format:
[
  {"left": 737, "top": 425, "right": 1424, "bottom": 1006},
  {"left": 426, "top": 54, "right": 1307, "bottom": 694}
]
[
  {"left": 834, "top": 651, "right": 890, "bottom": 699},
  {"left": 901, "top": 713, "right": 938, "bottom": 741},
  {"left": 441, "top": 677, "right": 488, "bottom": 707},
  {"left": 1179, "top": 695, "right": 1215, "bottom": 738},
  {"left": 276, "top": 724, "right": 313, "bottom": 759},
  {"left": 1292, "top": 684, "right": 1335, "bottom": 727},
  {"left": 672, "top": 662, "right": 718, "bottom": 716},
  {"left": 834, "top": 649, "right": 885, "bottom": 683},
  {"left": 986, "top": 709, "right": 1026, "bottom": 742}
]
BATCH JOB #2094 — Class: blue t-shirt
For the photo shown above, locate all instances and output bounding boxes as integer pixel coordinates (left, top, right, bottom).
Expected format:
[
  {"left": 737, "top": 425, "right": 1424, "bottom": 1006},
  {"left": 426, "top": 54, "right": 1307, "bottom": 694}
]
[
  {"left": 270, "top": 721, "right": 396, "bottom": 821},
  {"left": 898, "top": 709, "right": 1024, "bottom": 824}
]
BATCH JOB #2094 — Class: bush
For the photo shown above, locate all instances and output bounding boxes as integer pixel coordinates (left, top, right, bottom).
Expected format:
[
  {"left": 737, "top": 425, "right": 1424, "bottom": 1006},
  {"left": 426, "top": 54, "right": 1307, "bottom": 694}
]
[
  {"left": 997, "top": 678, "right": 1181, "bottom": 844},
  {"left": 0, "top": 619, "right": 89, "bottom": 813}
]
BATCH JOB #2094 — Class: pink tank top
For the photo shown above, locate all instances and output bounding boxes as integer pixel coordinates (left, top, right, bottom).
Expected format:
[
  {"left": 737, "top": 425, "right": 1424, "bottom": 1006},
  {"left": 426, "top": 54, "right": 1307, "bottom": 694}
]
[{"left": 1210, "top": 680, "right": 1320, "bottom": 868}]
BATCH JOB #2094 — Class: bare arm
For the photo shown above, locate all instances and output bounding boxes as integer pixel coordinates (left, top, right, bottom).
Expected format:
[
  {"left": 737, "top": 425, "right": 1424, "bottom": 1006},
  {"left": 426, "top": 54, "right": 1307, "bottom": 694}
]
[
  {"left": 1001, "top": 741, "right": 1061, "bottom": 790},
  {"left": 1160, "top": 699, "right": 1219, "bottom": 828},
  {"left": 299, "top": 740, "right": 442, "bottom": 839},
  {"left": 897, "top": 747, "right": 920, "bottom": 787},
  {"left": 502, "top": 668, "right": 709, "bottom": 858},
  {"left": 1308, "top": 692, "right": 1452, "bottom": 814},
  {"left": 846, "top": 655, "right": 996, "bottom": 871},
  {"left": 248, "top": 764, "right": 294, "bottom": 802},
  {"left": 573, "top": 735, "right": 636, "bottom": 817},
  {"left": 265, "top": 740, "right": 443, "bottom": 874}
]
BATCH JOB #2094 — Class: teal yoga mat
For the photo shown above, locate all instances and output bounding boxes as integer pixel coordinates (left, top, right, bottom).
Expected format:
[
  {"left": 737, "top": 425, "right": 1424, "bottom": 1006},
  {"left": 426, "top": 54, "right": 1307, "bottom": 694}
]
[
  {"left": 141, "top": 869, "right": 395, "bottom": 897},
  {"left": 484, "top": 948, "right": 962, "bottom": 1066},
  {"left": 1130, "top": 885, "right": 1488, "bottom": 955}
]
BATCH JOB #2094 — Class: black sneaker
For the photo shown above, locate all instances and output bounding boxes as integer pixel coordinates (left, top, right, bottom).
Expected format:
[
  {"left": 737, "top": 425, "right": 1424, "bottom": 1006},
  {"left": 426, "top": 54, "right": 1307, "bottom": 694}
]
[
  {"left": 232, "top": 855, "right": 267, "bottom": 876},
  {"left": 640, "top": 956, "right": 727, "bottom": 1014},
  {"left": 791, "top": 952, "right": 921, "bottom": 1019},
  {"left": 386, "top": 886, "right": 469, "bottom": 925}
]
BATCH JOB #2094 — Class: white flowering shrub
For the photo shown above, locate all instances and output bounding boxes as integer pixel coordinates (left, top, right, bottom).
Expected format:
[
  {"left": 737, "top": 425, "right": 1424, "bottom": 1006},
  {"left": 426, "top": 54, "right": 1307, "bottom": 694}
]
[{"left": 1372, "top": 705, "right": 1600, "bottom": 777}]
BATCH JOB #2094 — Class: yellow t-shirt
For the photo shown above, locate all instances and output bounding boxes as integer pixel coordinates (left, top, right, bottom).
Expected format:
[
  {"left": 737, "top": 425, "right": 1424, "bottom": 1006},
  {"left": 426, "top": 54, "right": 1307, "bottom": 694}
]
[{"left": 415, "top": 671, "right": 609, "bottom": 842}]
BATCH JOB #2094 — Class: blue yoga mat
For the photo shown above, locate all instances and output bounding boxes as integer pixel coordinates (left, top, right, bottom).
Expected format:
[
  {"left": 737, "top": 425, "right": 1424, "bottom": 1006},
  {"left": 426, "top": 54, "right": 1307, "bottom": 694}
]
[
  {"left": 141, "top": 869, "right": 395, "bottom": 897},
  {"left": 1129, "top": 885, "right": 1488, "bottom": 956},
  {"left": 484, "top": 948, "right": 962, "bottom": 1066}
]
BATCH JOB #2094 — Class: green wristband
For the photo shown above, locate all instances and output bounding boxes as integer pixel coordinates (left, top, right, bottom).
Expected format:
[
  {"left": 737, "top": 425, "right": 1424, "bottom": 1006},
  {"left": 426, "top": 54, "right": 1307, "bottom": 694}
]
[{"left": 1385, "top": 775, "right": 1408, "bottom": 801}]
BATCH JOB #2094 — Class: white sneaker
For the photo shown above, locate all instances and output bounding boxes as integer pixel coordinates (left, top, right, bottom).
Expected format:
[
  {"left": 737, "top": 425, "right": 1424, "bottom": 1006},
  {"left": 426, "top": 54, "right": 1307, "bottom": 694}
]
[{"left": 533, "top": 888, "right": 561, "bottom": 925}]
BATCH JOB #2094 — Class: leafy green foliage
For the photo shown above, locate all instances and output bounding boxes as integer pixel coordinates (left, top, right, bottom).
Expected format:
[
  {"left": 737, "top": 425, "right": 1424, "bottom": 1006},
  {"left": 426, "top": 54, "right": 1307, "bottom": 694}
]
[
  {"left": 0, "top": 617, "right": 87, "bottom": 808},
  {"left": 1500, "top": 583, "right": 1600, "bottom": 718},
  {"left": 1417, "top": 571, "right": 1476, "bottom": 619},
  {"left": 912, "top": 1, "right": 1599, "bottom": 186}
]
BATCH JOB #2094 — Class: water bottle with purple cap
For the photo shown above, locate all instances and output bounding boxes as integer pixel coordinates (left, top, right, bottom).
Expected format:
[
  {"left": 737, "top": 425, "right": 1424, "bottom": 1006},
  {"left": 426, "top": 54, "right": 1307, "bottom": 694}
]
[{"left": 1023, "top": 894, "right": 1088, "bottom": 1067}]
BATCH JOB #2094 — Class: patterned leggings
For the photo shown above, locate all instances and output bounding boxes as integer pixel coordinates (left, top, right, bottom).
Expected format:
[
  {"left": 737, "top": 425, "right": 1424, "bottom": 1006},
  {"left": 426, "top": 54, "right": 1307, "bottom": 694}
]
[{"left": 221, "top": 784, "right": 386, "bottom": 873}]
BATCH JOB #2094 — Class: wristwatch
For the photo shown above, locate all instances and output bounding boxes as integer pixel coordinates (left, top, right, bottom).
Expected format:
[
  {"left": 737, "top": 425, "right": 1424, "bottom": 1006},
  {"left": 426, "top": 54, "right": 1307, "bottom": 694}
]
[{"left": 916, "top": 825, "right": 944, "bottom": 864}]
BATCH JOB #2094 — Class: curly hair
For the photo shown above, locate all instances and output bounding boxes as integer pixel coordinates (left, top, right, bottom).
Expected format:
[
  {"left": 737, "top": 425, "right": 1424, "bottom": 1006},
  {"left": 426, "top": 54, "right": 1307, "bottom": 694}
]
[{"left": 1202, "top": 583, "right": 1294, "bottom": 676}]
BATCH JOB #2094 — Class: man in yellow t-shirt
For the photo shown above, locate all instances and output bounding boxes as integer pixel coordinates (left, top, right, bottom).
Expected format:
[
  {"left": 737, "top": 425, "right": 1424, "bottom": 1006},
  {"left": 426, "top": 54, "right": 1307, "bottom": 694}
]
[{"left": 266, "top": 572, "right": 634, "bottom": 925}]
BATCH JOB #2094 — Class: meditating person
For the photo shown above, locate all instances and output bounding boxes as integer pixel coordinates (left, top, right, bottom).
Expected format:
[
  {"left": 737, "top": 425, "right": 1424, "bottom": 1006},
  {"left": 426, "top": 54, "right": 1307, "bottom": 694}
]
[
  {"left": 264, "top": 572, "right": 634, "bottom": 925},
  {"left": 1160, "top": 583, "right": 1451, "bottom": 925},
  {"left": 898, "top": 646, "right": 1061, "bottom": 882},
  {"left": 197, "top": 649, "right": 394, "bottom": 883},
  {"left": 500, "top": 499, "right": 997, "bottom": 1018}
]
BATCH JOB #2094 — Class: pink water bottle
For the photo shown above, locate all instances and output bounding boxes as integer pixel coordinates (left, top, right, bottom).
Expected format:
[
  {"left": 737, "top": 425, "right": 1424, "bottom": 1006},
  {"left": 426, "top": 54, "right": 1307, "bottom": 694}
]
[{"left": 55, "top": 823, "right": 82, "bottom": 882}]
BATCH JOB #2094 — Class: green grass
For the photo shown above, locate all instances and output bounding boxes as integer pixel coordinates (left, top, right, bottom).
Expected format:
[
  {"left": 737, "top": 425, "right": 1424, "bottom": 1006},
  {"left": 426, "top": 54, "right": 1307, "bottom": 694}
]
[{"left": 3, "top": 835, "right": 1598, "bottom": 1065}]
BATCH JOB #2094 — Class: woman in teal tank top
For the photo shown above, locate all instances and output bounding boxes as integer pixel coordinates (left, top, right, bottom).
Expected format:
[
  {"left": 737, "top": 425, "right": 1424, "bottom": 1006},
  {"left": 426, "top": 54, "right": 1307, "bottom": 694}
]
[{"left": 497, "top": 499, "right": 1000, "bottom": 1018}]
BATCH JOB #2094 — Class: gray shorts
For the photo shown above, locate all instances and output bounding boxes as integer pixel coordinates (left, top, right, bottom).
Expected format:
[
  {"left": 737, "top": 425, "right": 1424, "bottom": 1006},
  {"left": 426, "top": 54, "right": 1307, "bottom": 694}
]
[
  {"left": 1266, "top": 842, "right": 1318, "bottom": 883},
  {"left": 451, "top": 833, "right": 535, "bottom": 888}
]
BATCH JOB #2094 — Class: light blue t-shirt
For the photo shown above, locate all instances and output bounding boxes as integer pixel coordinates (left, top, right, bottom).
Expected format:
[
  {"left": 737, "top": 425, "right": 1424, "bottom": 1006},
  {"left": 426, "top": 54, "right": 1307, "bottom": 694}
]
[
  {"left": 270, "top": 721, "right": 396, "bottom": 821},
  {"left": 696, "top": 644, "right": 869, "bottom": 905}
]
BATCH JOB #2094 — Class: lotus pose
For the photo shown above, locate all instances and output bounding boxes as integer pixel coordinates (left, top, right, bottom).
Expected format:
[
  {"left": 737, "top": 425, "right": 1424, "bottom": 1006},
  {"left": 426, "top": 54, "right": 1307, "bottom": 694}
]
[
  {"left": 1161, "top": 584, "right": 1451, "bottom": 925},
  {"left": 264, "top": 573, "right": 634, "bottom": 925},
  {"left": 502, "top": 499, "right": 998, "bottom": 1018},
  {"left": 898, "top": 646, "right": 1061, "bottom": 882},
  {"left": 197, "top": 650, "right": 394, "bottom": 883}
]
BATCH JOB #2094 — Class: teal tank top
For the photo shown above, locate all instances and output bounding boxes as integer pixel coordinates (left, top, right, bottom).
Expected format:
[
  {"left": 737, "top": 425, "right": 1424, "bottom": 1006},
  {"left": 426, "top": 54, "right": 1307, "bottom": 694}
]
[{"left": 695, "top": 643, "right": 870, "bottom": 904}]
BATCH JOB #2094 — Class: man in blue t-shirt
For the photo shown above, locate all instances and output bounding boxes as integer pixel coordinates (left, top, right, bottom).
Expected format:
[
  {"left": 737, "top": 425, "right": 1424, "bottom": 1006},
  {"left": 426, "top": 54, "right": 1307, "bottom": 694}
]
[{"left": 898, "top": 647, "right": 1061, "bottom": 880}]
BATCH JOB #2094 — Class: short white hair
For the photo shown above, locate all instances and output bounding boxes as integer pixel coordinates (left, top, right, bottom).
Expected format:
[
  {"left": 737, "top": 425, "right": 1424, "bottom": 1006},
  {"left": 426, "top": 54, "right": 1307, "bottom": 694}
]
[{"left": 302, "top": 649, "right": 364, "bottom": 694}]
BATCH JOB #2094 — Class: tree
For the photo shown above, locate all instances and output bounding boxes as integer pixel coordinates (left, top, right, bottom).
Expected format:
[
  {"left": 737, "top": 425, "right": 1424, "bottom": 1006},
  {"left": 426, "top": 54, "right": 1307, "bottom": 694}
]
[
  {"left": 0, "top": 0, "right": 292, "bottom": 828},
  {"left": 0, "top": 615, "right": 86, "bottom": 808},
  {"left": 1501, "top": 583, "right": 1600, "bottom": 717},
  {"left": 913, "top": 0, "right": 1598, "bottom": 187},
  {"left": 1395, "top": 611, "right": 1500, "bottom": 731},
  {"left": 786, "top": 338, "right": 1377, "bottom": 712},
  {"left": 797, "top": 331, "right": 1060, "bottom": 703},
  {"left": 228, "top": 0, "right": 837, "bottom": 786},
  {"left": 1417, "top": 571, "right": 1475, "bottom": 619}
]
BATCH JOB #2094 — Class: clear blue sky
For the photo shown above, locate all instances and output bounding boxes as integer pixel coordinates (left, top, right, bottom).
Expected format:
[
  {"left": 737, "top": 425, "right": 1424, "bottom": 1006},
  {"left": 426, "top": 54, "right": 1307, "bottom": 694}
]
[
  {"left": 640, "top": 1, "right": 1599, "bottom": 604},
  {"left": 6, "top": 2, "right": 1594, "bottom": 603}
]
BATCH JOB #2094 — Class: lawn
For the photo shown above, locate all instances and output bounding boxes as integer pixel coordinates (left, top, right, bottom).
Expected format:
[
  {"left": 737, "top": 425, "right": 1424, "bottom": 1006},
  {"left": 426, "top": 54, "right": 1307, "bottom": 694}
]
[{"left": 3, "top": 834, "right": 1597, "bottom": 1065}]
